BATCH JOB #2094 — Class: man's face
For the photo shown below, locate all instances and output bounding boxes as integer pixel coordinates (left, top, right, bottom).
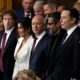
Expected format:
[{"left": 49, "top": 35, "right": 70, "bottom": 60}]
[
  {"left": 34, "top": 7, "right": 44, "bottom": 15},
  {"left": 47, "top": 17, "right": 58, "bottom": 33},
  {"left": 44, "top": 5, "right": 53, "bottom": 16},
  {"left": 74, "top": 4, "right": 80, "bottom": 11},
  {"left": 3, "top": 14, "right": 14, "bottom": 30},
  {"left": 22, "top": 0, "right": 34, "bottom": 13},
  {"left": 57, "top": 6, "right": 64, "bottom": 13},
  {"left": 32, "top": 16, "right": 45, "bottom": 36},
  {"left": 60, "top": 10, "right": 74, "bottom": 30},
  {"left": 77, "top": 0, "right": 80, "bottom": 2}
]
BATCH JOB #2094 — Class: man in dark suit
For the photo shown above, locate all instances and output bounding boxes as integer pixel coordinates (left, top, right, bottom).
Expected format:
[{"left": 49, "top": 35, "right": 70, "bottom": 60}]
[
  {"left": 16, "top": 0, "right": 35, "bottom": 21},
  {"left": 0, "top": 13, "right": 4, "bottom": 80},
  {"left": 0, "top": 10, "right": 18, "bottom": 80},
  {"left": 45, "top": 8, "right": 80, "bottom": 80},
  {"left": 29, "top": 15, "right": 50, "bottom": 78}
]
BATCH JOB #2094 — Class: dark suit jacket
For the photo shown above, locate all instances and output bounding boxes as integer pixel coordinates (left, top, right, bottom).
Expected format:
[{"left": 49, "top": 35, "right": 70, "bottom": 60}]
[
  {"left": 16, "top": 9, "right": 34, "bottom": 21},
  {"left": 0, "top": 28, "right": 18, "bottom": 80},
  {"left": 0, "top": 31, "right": 4, "bottom": 44},
  {"left": 46, "top": 26, "right": 80, "bottom": 80},
  {"left": 29, "top": 33, "right": 50, "bottom": 78}
]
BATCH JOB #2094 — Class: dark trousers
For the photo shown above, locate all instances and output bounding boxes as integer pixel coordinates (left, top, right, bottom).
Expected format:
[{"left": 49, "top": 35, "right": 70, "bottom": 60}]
[{"left": 0, "top": 71, "right": 3, "bottom": 80}]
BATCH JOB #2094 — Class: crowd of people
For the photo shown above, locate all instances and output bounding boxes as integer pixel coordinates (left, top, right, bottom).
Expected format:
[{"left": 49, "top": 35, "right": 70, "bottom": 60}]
[{"left": 0, "top": 0, "right": 80, "bottom": 80}]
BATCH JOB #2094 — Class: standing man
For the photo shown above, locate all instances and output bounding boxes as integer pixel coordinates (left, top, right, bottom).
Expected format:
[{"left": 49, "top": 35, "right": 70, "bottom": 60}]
[
  {"left": 45, "top": 8, "right": 80, "bottom": 80},
  {"left": 16, "top": 0, "right": 35, "bottom": 21},
  {"left": 29, "top": 15, "right": 50, "bottom": 78},
  {"left": 0, "top": 10, "right": 18, "bottom": 80}
]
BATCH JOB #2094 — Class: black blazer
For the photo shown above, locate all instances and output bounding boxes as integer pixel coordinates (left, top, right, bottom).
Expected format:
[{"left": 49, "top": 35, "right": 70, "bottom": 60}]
[
  {"left": 46, "top": 27, "right": 80, "bottom": 80},
  {"left": 0, "top": 28, "right": 18, "bottom": 80},
  {"left": 0, "top": 31, "right": 4, "bottom": 43},
  {"left": 29, "top": 33, "right": 50, "bottom": 78},
  {"left": 16, "top": 9, "right": 34, "bottom": 21}
]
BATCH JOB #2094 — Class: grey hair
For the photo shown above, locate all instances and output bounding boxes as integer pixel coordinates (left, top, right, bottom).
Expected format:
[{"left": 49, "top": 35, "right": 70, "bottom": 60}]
[{"left": 33, "top": 0, "right": 44, "bottom": 9}]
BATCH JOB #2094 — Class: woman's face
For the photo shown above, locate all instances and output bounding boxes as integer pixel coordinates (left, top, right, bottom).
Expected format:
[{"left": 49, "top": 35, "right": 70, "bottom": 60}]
[{"left": 17, "top": 23, "right": 26, "bottom": 37}]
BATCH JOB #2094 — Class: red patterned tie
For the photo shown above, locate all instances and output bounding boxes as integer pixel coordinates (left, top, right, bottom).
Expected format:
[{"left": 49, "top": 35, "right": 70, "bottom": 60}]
[{"left": 0, "top": 33, "right": 7, "bottom": 71}]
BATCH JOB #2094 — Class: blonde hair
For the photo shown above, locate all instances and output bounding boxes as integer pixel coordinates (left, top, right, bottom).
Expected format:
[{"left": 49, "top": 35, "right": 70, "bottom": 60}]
[{"left": 12, "top": 69, "right": 41, "bottom": 80}]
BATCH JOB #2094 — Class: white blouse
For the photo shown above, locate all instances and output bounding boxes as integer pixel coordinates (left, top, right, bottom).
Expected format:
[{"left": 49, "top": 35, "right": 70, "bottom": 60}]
[{"left": 12, "top": 36, "right": 34, "bottom": 78}]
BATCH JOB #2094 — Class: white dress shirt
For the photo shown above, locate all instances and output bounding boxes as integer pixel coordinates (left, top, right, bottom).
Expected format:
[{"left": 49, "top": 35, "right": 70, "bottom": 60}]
[
  {"left": 63, "top": 25, "right": 78, "bottom": 43},
  {"left": 0, "top": 27, "right": 14, "bottom": 48},
  {"left": 24, "top": 12, "right": 31, "bottom": 18},
  {"left": 34, "top": 31, "right": 46, "bottom": 49}
]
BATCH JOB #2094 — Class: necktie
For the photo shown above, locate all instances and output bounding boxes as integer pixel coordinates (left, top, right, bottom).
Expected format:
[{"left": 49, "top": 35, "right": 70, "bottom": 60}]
[
  {"left": 62, "top": 31, "right": 68, "bottom": 44},
  {"left": 31, "top": 37, "right": 37, "bottom": 52},
  {"left": 0, "top": 33, "right": 7, "bottom": 71},
  {"left": 29, "top": 37, "right": 37, "bottom": 63}
]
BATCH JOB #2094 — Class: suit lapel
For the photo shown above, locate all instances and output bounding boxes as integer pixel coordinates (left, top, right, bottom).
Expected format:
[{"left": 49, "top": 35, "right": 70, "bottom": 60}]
[
  {"left": 14, "top": 38, "right": 24, "bottom": 57},
  {"left": 0, "top": 31, "right": 4, "bottom": 46},
  {"left": 33, "top": 34, "right": 47, "bottom": 53},
  {"left": 29, "top": 34, "right": 48, "bottom": 62},
  {"left": 5, "top": 28, "right": 16, "bottom": 52},
  {"left": 63, "top": 26, "right": 80, "bottom": 45},
  {"left": 49, "top": 29, "right": 66, "bottom": 56}
]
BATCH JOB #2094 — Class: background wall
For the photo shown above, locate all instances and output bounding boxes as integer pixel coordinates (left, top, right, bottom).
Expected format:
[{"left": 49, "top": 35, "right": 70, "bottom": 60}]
[
  {"left": 12, "top": 0, "right": 77, "bottom": 10},
  {"left": 0, "top": 0, "right": 77, "bottom": 14},
  {"left": 0, "top": 0, "right": 12, "bottom": 11}
]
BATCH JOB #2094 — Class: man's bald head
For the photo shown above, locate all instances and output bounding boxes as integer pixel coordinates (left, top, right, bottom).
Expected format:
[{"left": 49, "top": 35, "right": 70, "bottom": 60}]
[
  {"left": 32, "top": 15, "right": 45, "bottom": 25},
  {"left": 32, "top": 15, "right": 45, "bottom": 36}
]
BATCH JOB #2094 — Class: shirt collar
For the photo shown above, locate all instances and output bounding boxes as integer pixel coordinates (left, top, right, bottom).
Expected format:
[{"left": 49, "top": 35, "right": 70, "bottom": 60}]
[
  {"left": 24, "top": 12, "right": 31, "bottom": 18},
  {"left": 36, "top": 31, "right": 46, "bottom": 40},
  {"left": 5, "top": 27, "right": 14, "bottom": 34},
  {"left": 67, "top": 25, "right": 78, "bottom": 36}
]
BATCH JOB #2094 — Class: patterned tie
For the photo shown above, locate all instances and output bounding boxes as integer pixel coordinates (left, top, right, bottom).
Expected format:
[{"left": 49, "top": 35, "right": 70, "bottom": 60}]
[{"left": 0, "top": 32, "right": 7, "bottom": 71}]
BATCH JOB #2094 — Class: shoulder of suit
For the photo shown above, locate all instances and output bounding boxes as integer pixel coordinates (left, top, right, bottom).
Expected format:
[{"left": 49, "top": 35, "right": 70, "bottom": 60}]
[{"left": 73, "top": 27, "right": 80, "bottom": 44}]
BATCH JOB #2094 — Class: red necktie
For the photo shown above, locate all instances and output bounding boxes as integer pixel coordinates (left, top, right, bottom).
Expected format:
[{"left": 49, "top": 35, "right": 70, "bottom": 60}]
[
  {"left": 0, "top": 33, "right": 7, "bottom": 71},
  {"left": 31, "top": 37, "right": 37, "bottom": 52}
]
